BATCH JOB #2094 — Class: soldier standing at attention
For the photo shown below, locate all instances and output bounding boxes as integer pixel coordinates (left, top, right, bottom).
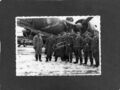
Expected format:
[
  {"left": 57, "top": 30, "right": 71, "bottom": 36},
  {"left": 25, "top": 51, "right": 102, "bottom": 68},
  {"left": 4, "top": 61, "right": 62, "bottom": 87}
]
[
  {"left": 73, "top": 32, "right": 83, "bottom": 64},
  {"left": 33, "top": 33, "right": 43, "bottom": 61},
  {"left": 45, "top": 35, "right": 56, "bottom": 62},
  {"left": 83, "top": 32, "right": 93, "bottom": 66}
]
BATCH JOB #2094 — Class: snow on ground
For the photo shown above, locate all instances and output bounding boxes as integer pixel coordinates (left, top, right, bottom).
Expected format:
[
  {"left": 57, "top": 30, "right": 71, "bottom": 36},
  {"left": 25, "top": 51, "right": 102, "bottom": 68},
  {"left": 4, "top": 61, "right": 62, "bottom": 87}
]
[{"left": 16, "top": 46, "right": 101, "bottom": 76}]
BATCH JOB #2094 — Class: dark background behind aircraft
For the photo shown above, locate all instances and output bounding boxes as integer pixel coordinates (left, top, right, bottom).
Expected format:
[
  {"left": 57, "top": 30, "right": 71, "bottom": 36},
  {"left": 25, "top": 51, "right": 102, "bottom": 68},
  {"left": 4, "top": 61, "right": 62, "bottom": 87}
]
[{"left": 0, "top": 0, "right": 120, "bottom": 90}]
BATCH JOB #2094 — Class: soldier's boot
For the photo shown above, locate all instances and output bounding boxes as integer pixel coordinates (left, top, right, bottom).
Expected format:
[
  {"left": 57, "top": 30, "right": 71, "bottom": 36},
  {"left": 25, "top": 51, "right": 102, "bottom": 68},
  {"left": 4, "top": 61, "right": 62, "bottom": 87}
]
[
  {"left": 84, "top": 56, "right": 88, "bottom": 65},
  {"left": 80, "top": 56, "right": 83, "bottom": 65},
  {"left": 46, "top": 57, "right": 49, "bottom": 62},
  {"left": 79, "top": 52, "right": 83, "bottom": 64},
  {"left": 55, "top": 56, "right": 58, "bottom": 62},
  {"left": 49, "top": 56, "right": 52, "bottom": 61},
  {"left": 62, "top": 56, "right": 65, "bottom": 62},
  {"left": 61, "top": 57, "right": 65, "bottom": 62},
  {"left": 69, "top": 59, "right": 72, "bottom": 63},
  {"left": 39, "top": 54, "right": 42, "bottom": 61},
  {"left": 65, "top": 56, "right": 69, "bottom": 63},
  {"left": 35, "top": 54, "right": 38, "bottom": 61},
  {"left": 89, "top": 52, "right": 93, "bottom": 66},
  {"left": 23, "top": 43, "right": 26, "bottom": 47},
  {"left": 95, "top": 56, "right": 99, "bottom": 67},
  {"left": 90, "top": 57, "right": 93, "bottom": 66},
  {"left": 74, "top": 51, "right": 78, "bottom": 63},
  {"left": 69, "top": 54, "right": 73, "bottom": 63},
  {"left": 67, "top": 58, "right": 69, "bottom": 63},
  {"left": 74, "top": 56, "right": 79, "bottom": 64}
]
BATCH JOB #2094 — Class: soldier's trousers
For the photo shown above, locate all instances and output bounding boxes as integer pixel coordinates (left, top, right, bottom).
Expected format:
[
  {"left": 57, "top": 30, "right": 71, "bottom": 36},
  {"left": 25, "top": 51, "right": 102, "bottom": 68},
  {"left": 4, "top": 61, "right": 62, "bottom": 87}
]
[
  {"left": 73, "top": 47, "right": 83, "bottom": 64},
  {"left": 35, "top": 54, "right": 41, "bottom": 61},
  {"left": 65, "top": 46, "right": 73, "bottom": 63},
  {"left": 84, "top": 51, "right": 93, "bottom": 65},
  {"left": 93, "top": 51, "right": 99, "bottom": 67},
  {"left": 46, "top": 53, "right": 52, "bottom": 62},
  {"left": 45, "top": 47, "right": 54, "bottom": 62}
]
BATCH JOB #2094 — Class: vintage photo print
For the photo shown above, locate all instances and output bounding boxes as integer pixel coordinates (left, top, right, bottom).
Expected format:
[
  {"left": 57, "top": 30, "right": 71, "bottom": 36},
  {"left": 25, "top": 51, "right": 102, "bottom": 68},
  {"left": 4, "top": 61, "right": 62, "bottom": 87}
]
[
  {"left": 16, "top": 16, "right": 101, "bottom": 76},
  {"left": 0, "top": 41, "right": 1, "bottom": 62},
  {"left": 16, "top": 0, "right": 63, "bottom": 1}
]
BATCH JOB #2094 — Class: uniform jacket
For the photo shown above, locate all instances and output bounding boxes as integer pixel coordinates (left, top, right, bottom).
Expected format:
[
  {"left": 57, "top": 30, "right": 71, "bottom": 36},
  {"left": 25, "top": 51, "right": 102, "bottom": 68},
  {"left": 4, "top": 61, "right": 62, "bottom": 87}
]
[{"left": 33, "top": 35, "right": 43, "bottom": 54}]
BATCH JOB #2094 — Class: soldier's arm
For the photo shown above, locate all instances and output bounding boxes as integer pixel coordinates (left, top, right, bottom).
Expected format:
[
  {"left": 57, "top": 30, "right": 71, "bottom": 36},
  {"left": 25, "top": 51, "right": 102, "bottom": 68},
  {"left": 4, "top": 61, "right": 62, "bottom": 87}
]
[
  {"left": 41, "top": 38, "right": 44, "bottom": 47},
  {"left": 33, "top": 36, "right": 37, "bottom": 48},
  {"left": 45, "top": 38, "right": 49, "bottom": 47}
]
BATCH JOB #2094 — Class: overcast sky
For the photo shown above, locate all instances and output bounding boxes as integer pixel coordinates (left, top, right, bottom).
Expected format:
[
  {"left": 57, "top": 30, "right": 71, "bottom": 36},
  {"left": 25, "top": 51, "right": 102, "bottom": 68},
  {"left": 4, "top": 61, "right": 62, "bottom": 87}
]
[{"left": 16, "top": 16, "right": 100, "bottom": 36}]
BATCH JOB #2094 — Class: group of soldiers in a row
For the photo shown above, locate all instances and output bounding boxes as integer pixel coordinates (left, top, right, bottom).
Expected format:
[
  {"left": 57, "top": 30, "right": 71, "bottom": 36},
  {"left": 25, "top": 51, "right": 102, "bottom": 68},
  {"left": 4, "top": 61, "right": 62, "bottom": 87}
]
[{"left": 33, "top": 30, "right": 99, "bottom": 67}]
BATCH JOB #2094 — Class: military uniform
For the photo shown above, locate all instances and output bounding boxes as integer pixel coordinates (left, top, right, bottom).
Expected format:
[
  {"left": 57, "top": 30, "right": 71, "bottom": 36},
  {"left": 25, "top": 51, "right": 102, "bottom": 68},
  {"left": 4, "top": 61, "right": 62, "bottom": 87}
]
[
  {"left": 45, "top": 35, "right": 56, "bottom": 62},
  {"left": 83, "top": 32, "right": 93, "bottom": 66},
  {"left": 63, "top": 33, "right": 73, "bottom": 63},
  {"left": 73, "top": 33, "right": 83, "bottom": 64},
  {"left": 53, "top": 34, "right": 66, "bottom": 62},
  {"left": 53, "top": 33, "right": 73, "bottom": 62},
  {"left": 91, "top": 35, "right": 99, "bottom": 67},
  {"left": 33, "top": 34, "right": 43, "bottom": 61}
]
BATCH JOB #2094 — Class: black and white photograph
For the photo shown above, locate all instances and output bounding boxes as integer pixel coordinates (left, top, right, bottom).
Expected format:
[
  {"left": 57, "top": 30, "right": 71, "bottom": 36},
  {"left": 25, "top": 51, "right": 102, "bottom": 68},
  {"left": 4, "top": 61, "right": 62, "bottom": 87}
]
[
  {"left": 16, "top": 16, "right": 101, "bottom": 76},
  {"left": 17, "top": 0, "right": 63, "bottom": 1},
  {"left": 0, "top": 41, "right": 1, "bottom": 62}
]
